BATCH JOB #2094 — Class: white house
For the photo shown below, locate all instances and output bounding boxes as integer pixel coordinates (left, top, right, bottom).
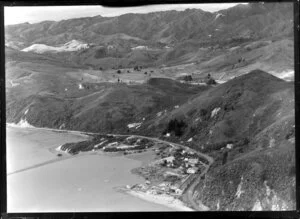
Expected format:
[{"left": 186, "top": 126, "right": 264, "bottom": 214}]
[
  {"left": 188, "top": 158, "right": 199, "bottom": 165},
  {"left": 187, "top": 167, "right": 198, "bottom": 174},
  {"left": 175, "top": 188, "right": 183, "bottom": 195},
  {"left": 159, "top": 182, "right": 171, "bottom": 187},
  {"left": 164, "top": 156, "right": 175, "bottom": 163},
  {"left": 226, "top": 144, "right": 233, "bottom": 149}
]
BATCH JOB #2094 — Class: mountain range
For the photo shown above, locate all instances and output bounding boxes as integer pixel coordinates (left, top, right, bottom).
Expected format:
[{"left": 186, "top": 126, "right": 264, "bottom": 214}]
[{"left": 5, "top": 2, "right": 295, "bottom": 211}]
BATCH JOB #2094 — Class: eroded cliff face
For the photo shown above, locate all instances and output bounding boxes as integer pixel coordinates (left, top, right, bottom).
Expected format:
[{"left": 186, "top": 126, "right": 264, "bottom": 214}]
[{"left": 193, "top": 137, "right": 295, "bottom": 211}]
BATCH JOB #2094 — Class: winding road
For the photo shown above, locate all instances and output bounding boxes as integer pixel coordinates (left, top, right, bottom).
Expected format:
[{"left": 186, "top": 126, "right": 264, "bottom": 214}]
[
  {"left": 7, "top": 124, "right": 214, "bottom": 210},
  {"left": 111, "top": 133, "right": 214, "bottom": 211}
]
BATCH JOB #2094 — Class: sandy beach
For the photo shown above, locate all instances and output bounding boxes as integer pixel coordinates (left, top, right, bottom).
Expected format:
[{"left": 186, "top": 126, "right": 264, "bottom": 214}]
[
  {"left": 6, "top": 126, "right": 175, "bottom": 212},
  {"left": 126, "top": 190, "right": 194, "bottom": 211}
]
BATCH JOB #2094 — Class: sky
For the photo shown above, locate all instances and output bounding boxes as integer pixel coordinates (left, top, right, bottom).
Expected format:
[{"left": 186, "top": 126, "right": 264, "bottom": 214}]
[{"left": 4, "top": 3, "right": 247, "bottom": 25}]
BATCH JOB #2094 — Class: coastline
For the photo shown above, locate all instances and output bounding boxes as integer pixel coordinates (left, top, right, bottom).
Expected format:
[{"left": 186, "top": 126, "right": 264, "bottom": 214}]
[
  {"left": 125, "top": 189, "right": 194, "bottom": 211},
  {"left": 6, "top": 123, "right": 197, "bottom": 211},
  {"left": 6, "top": 122, "right": 95, "bottom": 138}
]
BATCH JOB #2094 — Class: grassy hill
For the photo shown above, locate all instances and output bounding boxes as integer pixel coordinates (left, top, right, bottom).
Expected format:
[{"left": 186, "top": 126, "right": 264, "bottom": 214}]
[
  {"left": 134, "top": 69, "right": 295, "bottom": 210},
  {"left": 5, "top": 3, "right": 294, "bottom": 77},
  {"left": 4, "top": 2, "right": 295, "bottom": 211},
  {"left": 5, "top": 49, "right": 210, "bottom": 133}
]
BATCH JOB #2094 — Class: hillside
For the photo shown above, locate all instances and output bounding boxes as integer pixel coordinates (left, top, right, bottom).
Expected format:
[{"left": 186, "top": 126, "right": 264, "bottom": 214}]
[
  {"left": 5, "top": 3, "right": 293, "bottom": 46},
  {"left": 4, "top": 2, "right": 295, "bottom": 211},
  {"left": 5, "top": 3, "right": 294, "bottom": 80},
  {"left": 5, "top": 48, "right": 210, "bottom": 133},
  {"left": 136, "top": 70, "right": 295, "bottom": 210}
]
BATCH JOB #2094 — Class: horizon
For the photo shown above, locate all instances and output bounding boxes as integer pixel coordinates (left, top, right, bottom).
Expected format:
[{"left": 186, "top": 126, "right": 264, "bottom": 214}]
[{"left": 4, "top": 3, "right": 248, "bottom": 26}]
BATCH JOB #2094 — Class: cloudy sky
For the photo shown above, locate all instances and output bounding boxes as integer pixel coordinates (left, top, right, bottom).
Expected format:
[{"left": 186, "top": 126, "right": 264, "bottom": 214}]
[{"left": 4, "top": 3, "right": 247, "bottom": 25}]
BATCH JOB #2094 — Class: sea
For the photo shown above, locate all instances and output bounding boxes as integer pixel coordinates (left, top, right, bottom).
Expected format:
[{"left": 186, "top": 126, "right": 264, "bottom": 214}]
[{"left": 6, "top": 126, "right": 174, "bottom": 212}]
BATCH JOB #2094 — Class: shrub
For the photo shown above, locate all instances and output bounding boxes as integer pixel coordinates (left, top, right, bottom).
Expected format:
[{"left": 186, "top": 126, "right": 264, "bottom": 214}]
[
  {"left": 184, "top": 75, "right": 193, "bottom": 81},
  {"left": 189, "top": 125, "right": 197, "bottom": 134},
  {"left": 117, "top": 70, "right": 121, "bottom": 74},
  {"left": 199, "top": 108, "right": 208, "bottom": 117},
  {"left": 222, "top": 151, "right": 228, "bottom": 165},
  {"left": 260, "top": 170, "right": 268, "bottom": 182},
  {"left": 206, "top": 78, "right": 217, "bottom": 85},
  {"left": 285, "top": 128, "right": 294, "bottom": 139},
  {"left": 163, "top": 118, "right": 187, "bottom": 137}
]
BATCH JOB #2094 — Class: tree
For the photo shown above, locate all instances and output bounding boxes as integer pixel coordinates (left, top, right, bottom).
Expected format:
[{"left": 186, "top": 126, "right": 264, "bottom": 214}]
[
  {"left": 206, "top": 78, "right": 217, "bottom": 85},
  {"left": 222, "top": 151, "right": 228, "bottom": 165},
  {"left": 117, "top": 70, "right": 121, "bottom": 74},
  {"left": 184, "top": 75, "right": 193, "bottom": 81},
  {"left": 164, "top": 118, "right": 187, "bottom": 137}
]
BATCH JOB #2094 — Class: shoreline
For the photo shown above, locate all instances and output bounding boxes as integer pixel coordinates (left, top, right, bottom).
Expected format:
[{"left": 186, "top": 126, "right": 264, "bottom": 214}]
[
  {"left": 123, "top": 189, "right": 194, "bottom": 211},
  {"left": 6, "top": 122, "right": 95, "bottom": 138},
  {"left": 6, "top": 124, "right": 203, "bottom": 211}
]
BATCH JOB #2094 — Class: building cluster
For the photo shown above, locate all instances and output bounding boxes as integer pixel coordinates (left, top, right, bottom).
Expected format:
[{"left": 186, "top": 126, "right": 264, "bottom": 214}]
[
  {"left": 158, "top": 147, "right": 202, "bottom": 175},
  {"left": 129, "top": 181, "right": 183, "bottom": 196}
]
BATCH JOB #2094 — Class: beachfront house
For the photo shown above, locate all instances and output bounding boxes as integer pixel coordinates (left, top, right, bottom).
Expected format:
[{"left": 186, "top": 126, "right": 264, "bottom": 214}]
[
  {"left": 188, "top": 158, "right": 199, "bottom": 166},
  {"left": 163, "top": 156, "right": 175, "bottom": 164},
  {"left": 187, "top": 167, "right": 199, "bottom": 174},
  {"left": 159, "top": 182, "right": 171, "bottom": 187},
  {"left": 170, "top": 185, "right": 183, "bottom": 195}
]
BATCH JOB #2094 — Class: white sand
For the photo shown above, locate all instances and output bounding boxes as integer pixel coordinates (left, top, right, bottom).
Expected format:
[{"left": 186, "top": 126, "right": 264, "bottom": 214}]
[
  {"left": 7, "top": 127, "right": 174, "bottom": 212},
  {"left": 127, "top": 190, "right": 194, "bottom": 211}
]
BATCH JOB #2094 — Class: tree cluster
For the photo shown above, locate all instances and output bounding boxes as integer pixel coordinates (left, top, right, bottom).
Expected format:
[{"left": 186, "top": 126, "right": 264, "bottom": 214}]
[{"left": 163, "top": 118, "right": 187, "bottom": 137}]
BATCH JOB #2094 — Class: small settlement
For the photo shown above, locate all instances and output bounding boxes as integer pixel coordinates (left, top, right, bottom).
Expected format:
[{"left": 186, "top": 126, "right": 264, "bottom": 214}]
[
  {"left": 60, "top": 133, "right": 207, "bottom": 199},
  {"left": 122, "top": 142, "right": 207, "bottom": 197}
]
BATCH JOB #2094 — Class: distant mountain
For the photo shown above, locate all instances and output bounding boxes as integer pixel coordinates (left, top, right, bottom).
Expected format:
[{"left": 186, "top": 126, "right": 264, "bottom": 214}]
[
  {"left": 4, "top": 2, "right": 295, "bottom": 211},
  {"left": 5, "top": 3, "right": 293, "bottom": 48},
  {"left": 5, "top": 3, "right": 294, "bottom": 77}
]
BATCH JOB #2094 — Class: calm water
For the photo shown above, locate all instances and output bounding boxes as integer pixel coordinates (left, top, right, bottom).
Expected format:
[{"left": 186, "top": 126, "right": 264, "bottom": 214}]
[{"left": 7, "top": 126, "right": 173, "bottom": 212}]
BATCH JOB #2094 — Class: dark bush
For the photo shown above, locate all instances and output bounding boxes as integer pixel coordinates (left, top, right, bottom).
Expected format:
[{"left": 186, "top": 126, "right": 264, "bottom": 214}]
[
  {"left": 222, "top": 151, "right": 228, "bottom": 165},
  {"left": 117, "top": 70, "right": 121, "bottom": 74},
  {"left": 199, "top": 109, "right": 208, "bottom": 117},
  {"left": 206, "top": 78, "right": 217, "bottom": 85},
  {"left": 260, "top": 170, "right": 268, "bottom": 182},
  {"left": 184, "top": 75, "right": 193, "bottom": 81},
  {"left": 164, "top": 118, "right": 187, "bottom": 137},
  {"left": 285, "top": 128, "right": 295, "bottom": 139},
  {"left": 189, "top": 125, "right": 197, "bottom": 134}
]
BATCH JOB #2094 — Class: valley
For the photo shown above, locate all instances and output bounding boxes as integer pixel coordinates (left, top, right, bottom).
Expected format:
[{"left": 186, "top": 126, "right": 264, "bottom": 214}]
[{"left": 5, "top": 2, "right": 295, "bottom": 211}]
